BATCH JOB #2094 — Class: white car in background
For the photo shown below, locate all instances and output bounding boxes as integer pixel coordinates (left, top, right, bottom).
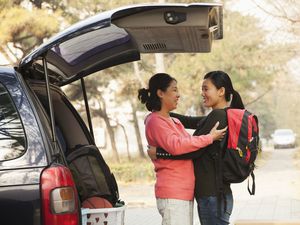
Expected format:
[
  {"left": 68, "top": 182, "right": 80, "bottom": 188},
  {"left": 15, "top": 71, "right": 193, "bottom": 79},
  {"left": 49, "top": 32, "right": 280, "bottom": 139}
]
[{"left": 272, "top": 129, "right": 297, "bottom": 149}]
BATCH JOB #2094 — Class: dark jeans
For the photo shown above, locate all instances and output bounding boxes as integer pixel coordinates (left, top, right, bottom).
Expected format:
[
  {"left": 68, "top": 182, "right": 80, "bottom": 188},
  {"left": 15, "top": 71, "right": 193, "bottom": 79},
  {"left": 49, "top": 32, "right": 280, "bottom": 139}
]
[{"left": 196, "top": 193, "right": 233, "bottom": 225}]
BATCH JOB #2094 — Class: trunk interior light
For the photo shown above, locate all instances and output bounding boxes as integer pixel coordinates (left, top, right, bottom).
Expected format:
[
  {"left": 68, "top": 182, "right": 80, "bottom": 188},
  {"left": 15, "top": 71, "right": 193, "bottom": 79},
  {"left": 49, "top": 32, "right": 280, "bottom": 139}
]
[{"left": 164, "top": 11, "right": 187, "bottom": 24}]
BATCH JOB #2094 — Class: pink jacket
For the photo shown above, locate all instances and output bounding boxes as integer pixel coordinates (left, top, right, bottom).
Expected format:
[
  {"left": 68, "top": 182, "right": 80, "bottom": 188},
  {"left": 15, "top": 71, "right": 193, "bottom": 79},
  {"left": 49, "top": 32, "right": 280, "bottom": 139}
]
[{"left": 145, "top": 112, "right": 213, "bottom": 200}]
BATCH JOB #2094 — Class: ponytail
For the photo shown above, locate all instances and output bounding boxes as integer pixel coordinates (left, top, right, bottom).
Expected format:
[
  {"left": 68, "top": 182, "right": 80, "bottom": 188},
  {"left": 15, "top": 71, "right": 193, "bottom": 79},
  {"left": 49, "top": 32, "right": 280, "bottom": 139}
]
[
  {"left": 138, "top": 88, "right": 159, "bottom": 111},
  {"left": 230, "top": 90, "right": 245, "bottom": 109},
  {"left": 138, "top": 88, "right": 150, "bottom": 104},
  {"left": 138, "top": 73, "right": 176, "bottom": 112}
]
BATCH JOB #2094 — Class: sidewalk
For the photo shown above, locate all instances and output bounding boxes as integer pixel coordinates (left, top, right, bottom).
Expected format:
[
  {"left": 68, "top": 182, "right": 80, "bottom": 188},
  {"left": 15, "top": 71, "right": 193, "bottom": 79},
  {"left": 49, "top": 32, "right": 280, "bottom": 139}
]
[
  {"left": 231, "top": 148, "right": 300, "bottom": 223},
  {"left": 120, "top": 148, "right": 300, "bottom": 225}
]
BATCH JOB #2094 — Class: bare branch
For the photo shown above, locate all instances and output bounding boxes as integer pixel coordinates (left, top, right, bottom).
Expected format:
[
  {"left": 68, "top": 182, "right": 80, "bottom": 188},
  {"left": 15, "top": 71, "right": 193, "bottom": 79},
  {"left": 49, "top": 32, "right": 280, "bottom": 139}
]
[
  {"left": 6, "top": 44, "right": 20, "bottom": 62},
  {"left": 13, "top": 43, "right": 24, "bottom": 52},
  {"left": 13, "top": 34, "right": 34, "bottom": 42},
  {"left": 0, "top": 46, "right": 16, "bottom": 65},
  {"left": 252, "top": 0, "right": 300, "bottom": 24},
  {"left": 245, "top": 88, "right": 272, "bottom": 106}
]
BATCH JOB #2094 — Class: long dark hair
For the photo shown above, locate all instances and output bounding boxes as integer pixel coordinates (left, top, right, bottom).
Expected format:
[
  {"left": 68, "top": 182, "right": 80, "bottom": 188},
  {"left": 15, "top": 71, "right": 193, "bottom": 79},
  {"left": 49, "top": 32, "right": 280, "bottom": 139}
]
[
  {"left": 204, "top": 71, "right": 244, "bottom": 109},
  {"left": 138, "top": 73, "right": 176, "bottom": 111}
]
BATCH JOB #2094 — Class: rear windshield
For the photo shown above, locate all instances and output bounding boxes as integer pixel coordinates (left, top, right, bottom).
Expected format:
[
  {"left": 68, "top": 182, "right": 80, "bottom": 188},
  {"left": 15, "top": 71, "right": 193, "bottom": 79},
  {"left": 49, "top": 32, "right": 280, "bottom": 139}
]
[{"left": 0, "top": 83, "right": 26, "bottom": 161}]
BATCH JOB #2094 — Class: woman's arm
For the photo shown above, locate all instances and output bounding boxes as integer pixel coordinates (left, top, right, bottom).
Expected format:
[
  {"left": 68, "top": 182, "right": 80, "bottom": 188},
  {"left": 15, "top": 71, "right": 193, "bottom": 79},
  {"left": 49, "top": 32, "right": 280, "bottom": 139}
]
[
  {"left": 153, "top": 109, "right": 227, "bottom": 159},
  {"left": 170, "top": 112, "right": 205, "bottom": 130},
  {"left": 146, "top": 116, "right": 213, "bottom": 155}
]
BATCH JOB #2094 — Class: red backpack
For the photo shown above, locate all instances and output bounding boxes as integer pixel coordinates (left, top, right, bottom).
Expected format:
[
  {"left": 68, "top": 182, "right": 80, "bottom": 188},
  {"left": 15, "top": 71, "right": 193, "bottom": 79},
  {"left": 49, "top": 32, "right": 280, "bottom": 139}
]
[{"left": 219, "top": 108, "right": 260, "bottom": 195}]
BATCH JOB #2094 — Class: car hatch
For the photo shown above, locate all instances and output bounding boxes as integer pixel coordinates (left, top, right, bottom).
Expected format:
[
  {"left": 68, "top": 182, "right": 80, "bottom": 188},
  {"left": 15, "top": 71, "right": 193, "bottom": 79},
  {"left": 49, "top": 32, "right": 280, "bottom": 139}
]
[{"left": 18, "top": 3, "right": 222, "bottom": 86}]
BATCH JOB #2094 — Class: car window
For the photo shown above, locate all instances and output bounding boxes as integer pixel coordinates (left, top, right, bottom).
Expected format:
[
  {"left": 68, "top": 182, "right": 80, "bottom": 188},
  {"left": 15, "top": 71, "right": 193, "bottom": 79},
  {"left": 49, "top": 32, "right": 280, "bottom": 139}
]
[{"left": 0, "top": 83, "right": 26, "bottom": 161}]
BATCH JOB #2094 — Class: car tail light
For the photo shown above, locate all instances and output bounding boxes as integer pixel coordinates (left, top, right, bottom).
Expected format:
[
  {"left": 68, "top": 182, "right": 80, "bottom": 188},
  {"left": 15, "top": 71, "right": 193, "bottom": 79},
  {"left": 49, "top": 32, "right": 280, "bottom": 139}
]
[
  {"left": 41, "top": 164, "right": 79, "bottom": 225},
  {"left": 51, "top": 187, "right": 75, "bottom": 213}
]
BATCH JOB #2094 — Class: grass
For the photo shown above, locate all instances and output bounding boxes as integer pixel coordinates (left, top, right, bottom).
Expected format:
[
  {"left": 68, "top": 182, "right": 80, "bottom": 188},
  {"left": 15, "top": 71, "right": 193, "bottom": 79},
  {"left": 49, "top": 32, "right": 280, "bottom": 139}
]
[
  {"left": 106, "top": 149, "right": 271, "bottom": 184},
  {"left": 107, "top": 157, "right": 155, "bottom": 184}
]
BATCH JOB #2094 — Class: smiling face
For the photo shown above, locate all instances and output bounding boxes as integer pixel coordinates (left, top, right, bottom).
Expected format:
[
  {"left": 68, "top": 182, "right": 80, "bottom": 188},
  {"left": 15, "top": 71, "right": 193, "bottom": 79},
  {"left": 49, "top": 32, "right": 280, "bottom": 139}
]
[
  {"left": 201, "top": 78, "right": 226, "bottom": 109},
  {"left": 158, "top": 80, "right": 180, "bottom": 112}
]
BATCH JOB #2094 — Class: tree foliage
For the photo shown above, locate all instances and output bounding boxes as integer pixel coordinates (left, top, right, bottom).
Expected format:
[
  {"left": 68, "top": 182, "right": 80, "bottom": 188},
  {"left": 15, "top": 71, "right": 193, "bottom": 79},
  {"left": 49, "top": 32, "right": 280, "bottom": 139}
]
[
  {"left": 240, "top": 0, "right": 300, "bottom": 139},
  {"left": 0, "top": 1, "right": 61, "bottom": 64},
  {"left": 63, "top": 0, "right": 294, "bottom": 140},
  {"left": 0, "top": 0, "right": 298, "bottom": 146}
]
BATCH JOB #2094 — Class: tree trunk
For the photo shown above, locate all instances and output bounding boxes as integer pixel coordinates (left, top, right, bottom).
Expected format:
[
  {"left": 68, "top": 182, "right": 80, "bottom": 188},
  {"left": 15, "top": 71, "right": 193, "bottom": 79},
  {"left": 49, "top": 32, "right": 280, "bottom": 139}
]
[
  {"left": 132, "top": 104, "right": 146, "bottom": 158},
  {"left": 96, "top": 97, "right": 120, "bottom": 163},
  {"left": 133, "top": 61, "right": 146, "bottom": 87},
  {"left": 132, "top": 62, "right": 146, "bottom": 158},
  {"left": 102, "top": 114, "right": 120, "bottom": 163},
  {"left": 117, "top": 122, "right": 131, "bottom": 161},
  {"left": 155, "top": 53, "right": 165, "bottom": 73}
]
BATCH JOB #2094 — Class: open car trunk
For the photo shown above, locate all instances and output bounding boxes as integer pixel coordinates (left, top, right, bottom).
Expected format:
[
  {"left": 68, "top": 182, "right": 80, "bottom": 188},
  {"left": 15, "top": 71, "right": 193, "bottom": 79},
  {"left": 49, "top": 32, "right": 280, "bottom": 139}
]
[
  {"left": 18, "top": 3, "right": 223, "bottom": 86},
  {"left": 30, "top": 83, "right": 93, "bottom": 150},
  {"left": 17, "top": 3, "right": 223, "bottom": 204}
]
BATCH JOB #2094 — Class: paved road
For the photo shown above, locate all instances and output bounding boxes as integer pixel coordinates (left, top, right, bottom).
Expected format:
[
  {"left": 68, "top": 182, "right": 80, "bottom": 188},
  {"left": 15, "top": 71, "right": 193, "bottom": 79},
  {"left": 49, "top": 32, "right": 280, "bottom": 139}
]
[
  {"left": 120, "top": 148, "right": 300, "bottom": 225},
  {"left": 231, "top": 147, "right": 300, "bottom": 222}
]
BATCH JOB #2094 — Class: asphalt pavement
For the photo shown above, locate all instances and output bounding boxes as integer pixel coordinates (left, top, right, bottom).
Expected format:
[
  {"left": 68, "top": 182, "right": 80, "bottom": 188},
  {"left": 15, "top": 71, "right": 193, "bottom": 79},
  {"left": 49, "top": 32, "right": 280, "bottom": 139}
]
[{"left": 120, "top": 147, "right": 300, "bottom": 225}]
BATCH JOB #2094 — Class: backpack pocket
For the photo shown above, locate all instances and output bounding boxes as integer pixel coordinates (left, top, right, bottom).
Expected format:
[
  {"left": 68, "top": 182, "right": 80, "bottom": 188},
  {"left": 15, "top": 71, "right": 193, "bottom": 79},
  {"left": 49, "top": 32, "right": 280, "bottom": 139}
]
[{"left": 222, "top": 148, "right": 253, "bottom": 184}]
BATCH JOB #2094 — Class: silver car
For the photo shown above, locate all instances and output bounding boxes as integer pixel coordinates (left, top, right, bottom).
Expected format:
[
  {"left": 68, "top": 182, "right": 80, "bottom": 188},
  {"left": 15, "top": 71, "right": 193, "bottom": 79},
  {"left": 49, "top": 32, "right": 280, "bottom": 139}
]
[{"left": 272, "top": 129, "right": 297, "bottom": 149}]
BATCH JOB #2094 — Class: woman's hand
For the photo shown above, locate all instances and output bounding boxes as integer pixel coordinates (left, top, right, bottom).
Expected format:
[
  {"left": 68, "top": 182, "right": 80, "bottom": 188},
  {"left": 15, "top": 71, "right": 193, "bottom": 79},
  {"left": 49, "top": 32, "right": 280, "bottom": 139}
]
[
  {"left": 209, "top": 121, "right": 227, "bottom": 141},
  {"left": 147, "top": 145, "right": 157, "bottom": 160}
]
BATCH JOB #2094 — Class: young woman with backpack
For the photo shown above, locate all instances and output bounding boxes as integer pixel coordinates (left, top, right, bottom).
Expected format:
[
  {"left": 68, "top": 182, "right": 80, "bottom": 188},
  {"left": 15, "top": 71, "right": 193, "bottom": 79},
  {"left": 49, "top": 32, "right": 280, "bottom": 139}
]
[
  {"left": 138, "top": 72, "right": 227, "bottom": 225},
  {"left": 148, "top": 71, "right": 245, "bottom": 225}
]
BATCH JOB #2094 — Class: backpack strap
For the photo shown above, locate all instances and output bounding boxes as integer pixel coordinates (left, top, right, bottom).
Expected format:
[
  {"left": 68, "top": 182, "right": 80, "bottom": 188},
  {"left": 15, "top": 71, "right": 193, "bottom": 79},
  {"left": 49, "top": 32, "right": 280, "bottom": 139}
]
[
  {"left": 252, "top": 115, "right": 260, "bottom": 148},
  {"left": 219, "top": 107, "right": 229, "bottom": 153},
  {"left": 247, "top": 171, "right": 255, "bottom": 195},
  {"left": 237, "top": 110, "right": 250, "bottom": 151},
  {"left": 247, "top": 113, "right": 258, "bottom": 195}
]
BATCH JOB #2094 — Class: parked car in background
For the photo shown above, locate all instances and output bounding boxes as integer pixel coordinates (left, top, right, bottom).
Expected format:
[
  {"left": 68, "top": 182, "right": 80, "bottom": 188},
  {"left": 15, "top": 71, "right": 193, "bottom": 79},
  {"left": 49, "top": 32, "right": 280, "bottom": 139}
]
[
  {"left": 271, "top": 129, "right": 297, "bottom": 149},
  {"left": 0, "top": 3, "right": 223, "bottom": 225}
]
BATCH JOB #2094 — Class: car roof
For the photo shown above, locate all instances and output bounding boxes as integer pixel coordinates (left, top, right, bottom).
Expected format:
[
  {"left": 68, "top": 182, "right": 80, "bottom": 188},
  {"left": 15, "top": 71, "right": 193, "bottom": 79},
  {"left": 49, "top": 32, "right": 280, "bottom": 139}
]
[{"left": 18, "top": 3, "right": 223, "bottom": 86}]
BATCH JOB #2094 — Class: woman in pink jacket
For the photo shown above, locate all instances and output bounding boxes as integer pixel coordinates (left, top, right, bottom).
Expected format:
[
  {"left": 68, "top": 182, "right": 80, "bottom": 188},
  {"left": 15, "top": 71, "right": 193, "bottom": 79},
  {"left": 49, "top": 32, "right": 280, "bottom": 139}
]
[{"left": 138, "top": 73, "right": 226, "bottom": 225}]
